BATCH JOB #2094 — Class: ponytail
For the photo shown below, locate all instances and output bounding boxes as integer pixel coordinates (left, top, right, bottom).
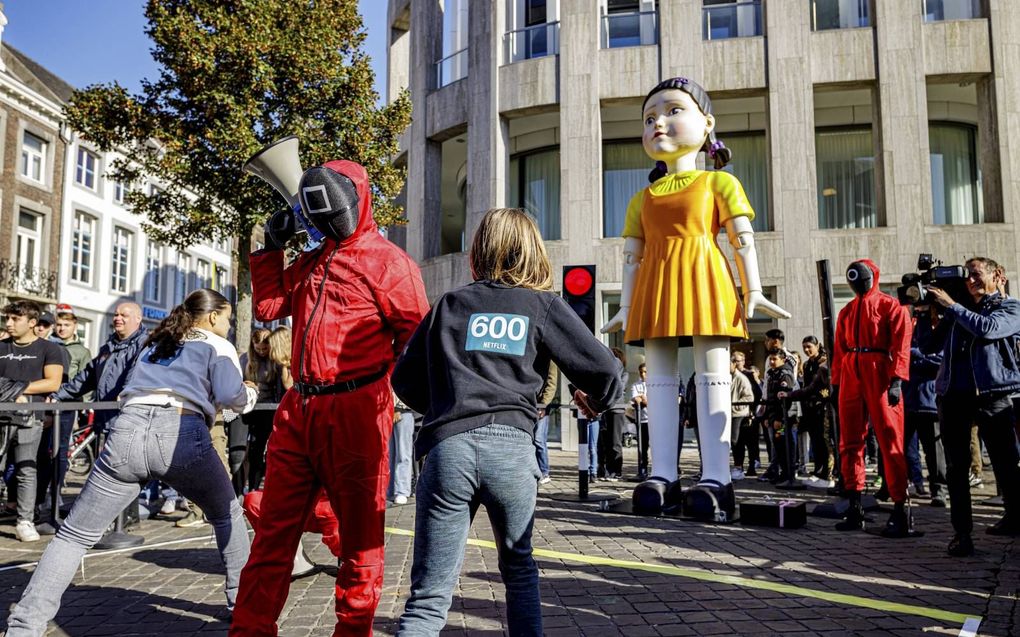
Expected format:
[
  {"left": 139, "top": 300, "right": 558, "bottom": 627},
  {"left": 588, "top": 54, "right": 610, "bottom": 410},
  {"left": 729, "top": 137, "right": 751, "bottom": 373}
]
[{"left": 144, "top": 288, "right": 230, "bottom": 362}]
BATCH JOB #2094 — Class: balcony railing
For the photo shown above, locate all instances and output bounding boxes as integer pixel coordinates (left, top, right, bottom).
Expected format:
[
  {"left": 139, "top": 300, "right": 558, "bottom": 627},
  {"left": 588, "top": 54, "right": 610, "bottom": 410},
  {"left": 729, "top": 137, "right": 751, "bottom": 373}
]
[
  {"left": 504, "top": 21, "right": 560, "bottom": 64},
  {"left": 0, "top": 259, "right": 58, "bottom": 301},
  {"left": 811, "top": 0, "right": 871, "bottom": 31},
  {"left": 703, "top": 1, "right": 763, "bottom": 40},
  {"left": 923, "top": 0, "right": 984, "bottom": 22},
  {"left": 601, "top": 10, "right": 659, "bottom": 49},
  {"left": 435, "top": 48, "right": 468, "bottom": 88}
]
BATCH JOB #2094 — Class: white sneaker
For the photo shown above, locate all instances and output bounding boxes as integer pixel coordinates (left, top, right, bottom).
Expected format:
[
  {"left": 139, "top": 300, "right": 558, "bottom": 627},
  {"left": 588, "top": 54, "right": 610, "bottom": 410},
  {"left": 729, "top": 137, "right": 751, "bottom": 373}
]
[
  {"left": 15, "top": 520, "right": 40, "bottom": 542},
  {"left": 539, "top": 475, "right": 551, "bottom": 485},
  {"left": 160, "top": 497, "right": 177, "bottom": 515},
  {"left": 730, "top": 468, "right": 745, "bottom": 481},
  {"left": 394, "top": 495, "right": 409, "bottom": 505}
]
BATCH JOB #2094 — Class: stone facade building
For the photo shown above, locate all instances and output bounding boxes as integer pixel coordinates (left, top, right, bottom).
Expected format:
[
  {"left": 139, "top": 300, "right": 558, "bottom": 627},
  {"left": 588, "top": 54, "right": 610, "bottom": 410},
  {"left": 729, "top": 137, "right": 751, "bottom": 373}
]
[{"left": 392, "top": 0, "right": 1018, "bottom": 443}]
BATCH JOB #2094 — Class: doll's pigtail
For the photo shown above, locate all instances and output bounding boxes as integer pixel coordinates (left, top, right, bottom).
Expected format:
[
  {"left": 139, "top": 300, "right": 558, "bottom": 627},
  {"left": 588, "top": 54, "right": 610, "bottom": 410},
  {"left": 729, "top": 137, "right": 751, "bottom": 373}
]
[
  {"left": 647, "top": 160, "right": 668, "bottom": 183},
  {"left": 704, "top": 134, "right": 732, "bottom": 169}
]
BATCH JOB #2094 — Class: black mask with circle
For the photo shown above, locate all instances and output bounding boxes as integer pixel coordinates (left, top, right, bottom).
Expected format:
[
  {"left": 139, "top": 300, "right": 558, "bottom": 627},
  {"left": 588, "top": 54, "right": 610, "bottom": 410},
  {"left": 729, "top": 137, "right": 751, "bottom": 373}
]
[{"left": 846, "top": 262, "right": 874, "bottom": 297}]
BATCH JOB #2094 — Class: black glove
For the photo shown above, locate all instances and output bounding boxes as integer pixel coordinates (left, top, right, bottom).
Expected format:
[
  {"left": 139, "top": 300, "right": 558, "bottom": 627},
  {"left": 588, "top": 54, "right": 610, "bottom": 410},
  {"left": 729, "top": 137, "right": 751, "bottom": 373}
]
[
  {"left": 887, "top": 378, "right": 902, "bottom": 407},
  {"left": 262, "top": 208, "right": 296, "bottom": 251}
]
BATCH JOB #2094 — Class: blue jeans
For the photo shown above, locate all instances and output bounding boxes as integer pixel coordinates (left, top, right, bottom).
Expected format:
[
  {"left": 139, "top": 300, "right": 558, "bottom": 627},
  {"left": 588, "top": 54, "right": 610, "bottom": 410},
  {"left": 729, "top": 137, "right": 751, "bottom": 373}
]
[
  {"left": 580, "top": 418, "right": 599, "bottom": 476},
  {"left": 389, "top": 410, "right": 415, "bottom": 499},
  {"left": 534, "top": 415, "right": 550, "bottom": 477},
  {"left": 905, "top": 430, "right": 923, "bottom": 484},
  {"left": 6, "top": 405, "right": 250, "bottom": 637},
  {"left": 397, "top": 424, "right": 542, "bottom": 636}
]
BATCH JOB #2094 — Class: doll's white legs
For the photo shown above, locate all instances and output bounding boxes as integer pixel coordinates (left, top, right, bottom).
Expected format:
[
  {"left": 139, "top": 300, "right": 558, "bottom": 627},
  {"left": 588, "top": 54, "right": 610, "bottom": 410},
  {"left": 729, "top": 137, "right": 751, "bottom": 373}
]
[
  {"left": 693, "top": 336, "right": 733, "bottom": 488},
  {"left": 645, "top": 338, "right": 680, "bottom": 483}
]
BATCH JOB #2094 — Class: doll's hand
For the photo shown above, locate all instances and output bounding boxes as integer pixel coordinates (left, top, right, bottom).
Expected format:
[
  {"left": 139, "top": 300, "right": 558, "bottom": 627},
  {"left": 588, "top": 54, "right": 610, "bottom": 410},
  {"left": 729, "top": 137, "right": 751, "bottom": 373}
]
[
  {"left": 601, "top": 307, "right": 628, "bottom": 334},
  {"left": 744, "top": 291, "right": 791, "bottom": 320}
]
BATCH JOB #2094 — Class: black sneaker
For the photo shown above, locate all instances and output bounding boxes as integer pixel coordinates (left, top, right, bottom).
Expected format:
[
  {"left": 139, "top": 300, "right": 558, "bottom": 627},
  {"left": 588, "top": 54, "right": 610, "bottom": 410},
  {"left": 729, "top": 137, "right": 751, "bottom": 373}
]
[
  {"left": 986, "top": 516, "right": 1020, "bottom": 536},
  {"left": 948, "top": 534, "right": 974, "bottom": 557}
]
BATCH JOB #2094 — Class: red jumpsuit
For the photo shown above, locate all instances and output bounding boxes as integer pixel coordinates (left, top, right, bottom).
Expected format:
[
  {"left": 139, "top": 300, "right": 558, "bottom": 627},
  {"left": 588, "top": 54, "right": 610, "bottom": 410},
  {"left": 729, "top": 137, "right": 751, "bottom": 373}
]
[
  {"left": 243, "top": 489, "right": 340, "bottom": 557},
  {"left": 832, "top": 259, "right": 912, "bottom": 504},
  {"left": 230, "top": 160, "right": 429, "bottom": 636}
]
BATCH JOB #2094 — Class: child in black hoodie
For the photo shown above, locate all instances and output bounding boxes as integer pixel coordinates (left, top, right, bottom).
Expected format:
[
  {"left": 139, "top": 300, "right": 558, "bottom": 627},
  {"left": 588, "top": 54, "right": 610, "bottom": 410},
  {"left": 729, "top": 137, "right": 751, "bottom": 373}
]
[{"left": 393, "top": 208, "right": 624, "bottom": 636}]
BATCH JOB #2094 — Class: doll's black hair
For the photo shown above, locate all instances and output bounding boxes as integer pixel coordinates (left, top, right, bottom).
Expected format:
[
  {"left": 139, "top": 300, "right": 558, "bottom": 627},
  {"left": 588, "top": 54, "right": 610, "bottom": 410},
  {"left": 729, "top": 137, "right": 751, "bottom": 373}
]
[{"left": 643, "top": 77, "right": 732, "bottom": 182}]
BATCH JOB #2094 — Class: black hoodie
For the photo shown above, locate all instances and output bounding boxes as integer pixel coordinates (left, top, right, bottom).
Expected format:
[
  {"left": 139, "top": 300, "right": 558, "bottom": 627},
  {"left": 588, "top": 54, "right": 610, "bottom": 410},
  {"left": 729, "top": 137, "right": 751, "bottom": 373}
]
[{"left": 393, "top": 280, "right": 625, "bottom": 459}]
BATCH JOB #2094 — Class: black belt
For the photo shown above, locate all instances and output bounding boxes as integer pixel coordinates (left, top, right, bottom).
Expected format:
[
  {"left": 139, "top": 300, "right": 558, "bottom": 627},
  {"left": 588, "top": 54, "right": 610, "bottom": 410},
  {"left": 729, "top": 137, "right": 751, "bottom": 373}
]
[
  {"left": 849, "top": 347, "right": 888, "bottom": 355},
  {"left": 294, "top": 369, "right": 388, "bottom": 396}
]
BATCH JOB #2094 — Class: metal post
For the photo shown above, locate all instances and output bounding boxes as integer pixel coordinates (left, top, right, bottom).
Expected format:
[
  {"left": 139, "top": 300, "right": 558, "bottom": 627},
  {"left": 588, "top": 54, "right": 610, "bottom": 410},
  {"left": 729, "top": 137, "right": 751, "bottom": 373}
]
[
  {"left": 635, "top": 403, "right": 645, "bottom": 479},
  {"left": 577, "top": 416, "right": 589, "bottom": 499},
  {"left": 50, "top": 407, "right": 61, "bottom": 527}
]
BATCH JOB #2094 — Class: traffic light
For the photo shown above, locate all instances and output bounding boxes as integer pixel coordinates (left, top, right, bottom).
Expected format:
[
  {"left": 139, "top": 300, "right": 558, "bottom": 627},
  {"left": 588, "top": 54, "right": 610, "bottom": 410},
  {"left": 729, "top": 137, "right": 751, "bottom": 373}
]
[{"left": 563, "top": 265, "right": 596, "bottom": 334}]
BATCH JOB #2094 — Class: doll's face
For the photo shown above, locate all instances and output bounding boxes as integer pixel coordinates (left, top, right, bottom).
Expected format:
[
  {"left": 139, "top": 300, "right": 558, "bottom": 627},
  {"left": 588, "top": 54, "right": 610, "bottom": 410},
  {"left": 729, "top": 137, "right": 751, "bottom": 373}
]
[{"left": 641, "top": 89, "right": 714, "bottom": 163}]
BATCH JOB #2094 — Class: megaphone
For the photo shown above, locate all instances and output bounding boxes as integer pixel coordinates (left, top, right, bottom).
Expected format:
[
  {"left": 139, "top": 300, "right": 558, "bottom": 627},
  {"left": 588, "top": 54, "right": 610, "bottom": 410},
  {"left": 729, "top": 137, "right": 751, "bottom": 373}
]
[
  {"left": 243, "top": 136, "right": 323, "bottom": 243},
  {"left": 243, "top": 135, "right": 302, "bottom": 209}
]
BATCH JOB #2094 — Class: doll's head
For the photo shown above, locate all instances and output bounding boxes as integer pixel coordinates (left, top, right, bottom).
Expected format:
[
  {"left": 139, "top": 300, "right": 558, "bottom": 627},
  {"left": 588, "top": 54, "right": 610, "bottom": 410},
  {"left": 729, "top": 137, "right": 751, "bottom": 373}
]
[
  {"left": 642, "top": 77, "right": 731, "bottom": 182},
  {"left": 469, "top": 208, "right": 553, "bottom": 291}
]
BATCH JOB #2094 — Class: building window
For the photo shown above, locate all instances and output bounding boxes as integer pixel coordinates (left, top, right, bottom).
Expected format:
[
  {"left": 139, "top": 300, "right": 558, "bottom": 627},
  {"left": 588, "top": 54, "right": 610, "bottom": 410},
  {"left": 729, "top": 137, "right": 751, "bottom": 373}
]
[
  {"left": 20, "top": 131, "right": 46, "bottom": 183},
  {"left": 75, "top": 147, "right": 99, "bottom": 190},
  {"left": 197, "top": 259, "right": 211, "bottom": 288},
  {"left": 74, "top": 319, "right": 90, "bottom": 348},
  {"left": 709, "top": 132, "right": 770, "bottom": 232},
  {"left": 816, "top": 127, "right": 877, "bottom": 229},
  {"left": 174, "top": 252, "right": 191, "bottom": 304},
  {"left": 601, "top": 0, "right": 659, "bottom": 48},
  {"left": 71, "top": 211, "right": 96, "bottom": 285},
  {"left": 930, "top": 123, "right": 983, "bottom": 225},
  {"left": 215, "top": 265, "right": 231, "bottom": 299},
  {"left": 144, "top": 241, "right": 163, "bottom": 303},
  {"left": 703, "top": 0, "right": 763, "bottom": 40},
  {"left": 16, "top": 210, "right": 42, "bottom": 271},
  {"left": 509, "top": 148, "right": 561, "bottom": 240},
  {"left": 505, "top": 0, "right": 560, "bottom": 63},
  {"left": 603, "top": 142, "right": 649, "bottom": 238},
  {"left": 437, "top": 0, "right": 469, "bottom": 86},
  {"left": 113, "top": 181, "right": 126, "bottom": 204},
  {"left": 810, "top": 0, "right": 870, "bottom": 31},
  {"left": 923, "top": 0, "right": 983, "bottom": 22},
  {"left": 111, "top": 226, "right": 133, "bottom": 293}
]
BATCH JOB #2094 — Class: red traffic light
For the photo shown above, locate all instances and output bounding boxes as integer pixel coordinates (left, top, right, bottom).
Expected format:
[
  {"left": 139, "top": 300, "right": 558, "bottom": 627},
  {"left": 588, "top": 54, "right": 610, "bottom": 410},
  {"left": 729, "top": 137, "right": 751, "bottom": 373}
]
[{"left": 564, "top": 266, "right": 594, "bottom": 297}]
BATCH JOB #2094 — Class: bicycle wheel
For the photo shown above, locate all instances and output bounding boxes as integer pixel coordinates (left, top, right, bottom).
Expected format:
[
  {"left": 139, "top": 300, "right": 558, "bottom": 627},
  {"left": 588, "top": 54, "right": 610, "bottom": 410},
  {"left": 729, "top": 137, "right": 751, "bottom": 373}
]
[{"left": 68, "top": 444, "right": 94, "bottom": 476}]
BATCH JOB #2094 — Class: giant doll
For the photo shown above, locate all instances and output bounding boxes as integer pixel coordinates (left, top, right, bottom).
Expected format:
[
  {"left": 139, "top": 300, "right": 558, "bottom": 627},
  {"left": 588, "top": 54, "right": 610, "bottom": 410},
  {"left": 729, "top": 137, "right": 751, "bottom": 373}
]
[
  {"left": 230, "top": 137, "right": 430, "bottom": 636},
  {"left": 603, "top": 78, "right": 790, "bottom": 520}
]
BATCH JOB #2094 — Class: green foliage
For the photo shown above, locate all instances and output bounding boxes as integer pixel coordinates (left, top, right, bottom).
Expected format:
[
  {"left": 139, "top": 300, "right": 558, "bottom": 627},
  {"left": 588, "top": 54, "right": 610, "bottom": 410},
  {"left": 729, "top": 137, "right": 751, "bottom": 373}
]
[{"left": 64, "top": 0, "right": 413, "bottom": 249}]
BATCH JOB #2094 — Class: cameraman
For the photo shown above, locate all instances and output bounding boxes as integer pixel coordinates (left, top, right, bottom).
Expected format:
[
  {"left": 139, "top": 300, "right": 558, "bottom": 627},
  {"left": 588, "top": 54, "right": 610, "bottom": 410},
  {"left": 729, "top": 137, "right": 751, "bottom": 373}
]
[{"left": 926, "top": 257, "right": 1020, "bottom": 557}]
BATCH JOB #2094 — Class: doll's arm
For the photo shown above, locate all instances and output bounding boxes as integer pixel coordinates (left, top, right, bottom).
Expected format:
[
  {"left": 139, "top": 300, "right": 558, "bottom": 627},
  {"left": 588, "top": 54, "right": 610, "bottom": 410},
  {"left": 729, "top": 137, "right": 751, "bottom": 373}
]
[
  {"left": 724, "top": 216, "right": 791, "bottom": 320},
  {"left": 601, "top": 236, "right": 644, "bottom": 333}
]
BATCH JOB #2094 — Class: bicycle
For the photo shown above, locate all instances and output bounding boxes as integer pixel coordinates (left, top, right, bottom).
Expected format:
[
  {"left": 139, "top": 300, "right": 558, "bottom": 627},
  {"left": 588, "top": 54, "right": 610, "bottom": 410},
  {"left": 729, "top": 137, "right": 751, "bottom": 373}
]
[{"left": 67, "top": 419, "right": 96, "bottom": 477}]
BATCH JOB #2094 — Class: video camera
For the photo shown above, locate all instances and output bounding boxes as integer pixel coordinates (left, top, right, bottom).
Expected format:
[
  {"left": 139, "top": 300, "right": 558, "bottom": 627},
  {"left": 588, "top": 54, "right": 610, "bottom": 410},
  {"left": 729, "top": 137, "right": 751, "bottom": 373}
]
[{"left": 896, "top": 253, "right": 968, "bottom": 306}]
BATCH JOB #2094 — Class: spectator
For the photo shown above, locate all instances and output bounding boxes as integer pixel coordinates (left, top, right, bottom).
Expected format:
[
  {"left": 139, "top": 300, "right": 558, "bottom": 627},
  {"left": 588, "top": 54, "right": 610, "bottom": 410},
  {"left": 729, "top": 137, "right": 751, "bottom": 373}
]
[
  {"left": 598, "top": 348, "right": 629, "bottom": 481},
  {"left": 32, "top": 312, "right": 55, "bottom": 341},
  {"left": 631, "top": 363, "right": 649, "bottom": 480},
  {"left": 239, "top": 328, "right": 277, "bottom": 493},
  {"left": 784, "top": 336, "right": 833, "bottom": 486},
  {"left": 761, "top": 349, "right": 795, "bottom": 483},
  {"left": 535, "top": 361, "right": 558, "bottom": 485},
  {"left": 729, "top": 352, "right": 755, "bottom": 480},
  {"left": 5, "top": 289, "right": 258, "bottom": 634},
  {"left": 36, "top": 305, "right": 92, "bottom": 526},
  {"left": 389, "top": 393, "right": 414, "bottom": 505},
  {"left": 926, "top": 257, "right": 1020, "bottom": 557},
  {"left": 904, "top": 308, "right": 948, "bottom": 507},
  {"left": 733, "top": 353, "right": 762, "bottom": 476},
  {"left": 0, "top": 301, "right": 67, "bottom": 542},
  {"left": 52, "top": 302, "right": 148, "bottom": 435}
]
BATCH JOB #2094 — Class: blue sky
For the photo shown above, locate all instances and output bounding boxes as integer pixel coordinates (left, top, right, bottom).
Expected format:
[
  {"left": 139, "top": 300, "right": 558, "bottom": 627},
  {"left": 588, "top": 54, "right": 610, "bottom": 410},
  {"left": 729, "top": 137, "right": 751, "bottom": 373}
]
[{"left": 3, "top": 0, "right": 389, "bottom": 99}]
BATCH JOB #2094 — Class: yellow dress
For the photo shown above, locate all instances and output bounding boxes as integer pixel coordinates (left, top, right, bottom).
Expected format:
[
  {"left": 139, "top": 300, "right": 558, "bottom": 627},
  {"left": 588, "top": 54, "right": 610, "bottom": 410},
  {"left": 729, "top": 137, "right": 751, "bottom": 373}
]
[{"left": 622, "top": 170, "right": 754, "bottom": 346}]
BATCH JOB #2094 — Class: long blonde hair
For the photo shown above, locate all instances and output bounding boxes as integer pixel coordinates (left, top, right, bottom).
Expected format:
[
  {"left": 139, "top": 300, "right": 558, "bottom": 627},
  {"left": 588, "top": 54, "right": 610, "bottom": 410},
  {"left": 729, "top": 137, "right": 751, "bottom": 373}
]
[
  {"left": 469, "top": 208, "right": 552, "bottom": 291},
  {"left": 245, "top": 328, "right": 274, "bottom": 384},
  {"left": 268, "top": 326, "right": 292, "bottom": 368}
]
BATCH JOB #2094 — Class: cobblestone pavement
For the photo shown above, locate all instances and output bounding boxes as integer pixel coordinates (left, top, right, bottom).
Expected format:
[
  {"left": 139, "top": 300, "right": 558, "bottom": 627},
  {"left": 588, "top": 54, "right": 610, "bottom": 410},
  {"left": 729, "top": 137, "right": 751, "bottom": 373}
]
[{"left": 1, "top": 446, "right": 1017, "bottom": 636}]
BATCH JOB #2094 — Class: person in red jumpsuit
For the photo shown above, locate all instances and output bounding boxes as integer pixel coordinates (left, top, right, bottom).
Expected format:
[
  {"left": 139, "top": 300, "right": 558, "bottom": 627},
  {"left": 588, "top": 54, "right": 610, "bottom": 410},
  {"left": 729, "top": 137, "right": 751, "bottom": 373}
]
[
  {"left": 831, "top": 259, "right": 913, "bottom": 537},
  {"left": 230, "top": 159, "right": 429, "bottom": 636}
]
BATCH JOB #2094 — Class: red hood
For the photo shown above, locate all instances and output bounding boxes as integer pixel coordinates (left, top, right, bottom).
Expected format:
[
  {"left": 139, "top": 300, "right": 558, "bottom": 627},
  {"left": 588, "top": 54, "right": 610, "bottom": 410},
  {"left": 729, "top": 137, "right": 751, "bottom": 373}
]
[
  {"left": 851, "top": 258, "right": 881, "bottom": 297},
  {"left": 321, "top": 159, "right": 378, "bottom": 241}
]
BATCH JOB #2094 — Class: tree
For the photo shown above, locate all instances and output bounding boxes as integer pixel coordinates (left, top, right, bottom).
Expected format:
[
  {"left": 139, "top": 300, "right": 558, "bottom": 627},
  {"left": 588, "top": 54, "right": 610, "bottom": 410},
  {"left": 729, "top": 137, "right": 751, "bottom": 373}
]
[{"left": 65, "top": 0, "right": 412, "bottom": 352}]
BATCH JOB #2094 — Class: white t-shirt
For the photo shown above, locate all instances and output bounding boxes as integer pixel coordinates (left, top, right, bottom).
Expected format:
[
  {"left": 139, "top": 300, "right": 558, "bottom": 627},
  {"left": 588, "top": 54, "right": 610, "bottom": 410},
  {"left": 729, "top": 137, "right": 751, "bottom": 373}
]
[{"left": 122, "top": 328, "right": 257, "bottom": 423}]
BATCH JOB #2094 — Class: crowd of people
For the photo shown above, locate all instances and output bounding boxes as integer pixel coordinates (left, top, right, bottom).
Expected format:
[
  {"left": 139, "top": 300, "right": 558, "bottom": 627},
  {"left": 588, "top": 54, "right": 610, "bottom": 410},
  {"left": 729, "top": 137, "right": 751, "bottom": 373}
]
[{"left": 0, "top": 143, "right": 1017, "bottom": 636}]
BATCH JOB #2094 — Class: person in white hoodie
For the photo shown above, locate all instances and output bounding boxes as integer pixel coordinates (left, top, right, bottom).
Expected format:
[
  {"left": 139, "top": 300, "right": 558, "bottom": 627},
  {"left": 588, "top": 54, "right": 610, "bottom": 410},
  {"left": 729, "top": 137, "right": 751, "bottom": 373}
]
[{"left": 6, "top": 289, "right": 258, "bottom": 637}]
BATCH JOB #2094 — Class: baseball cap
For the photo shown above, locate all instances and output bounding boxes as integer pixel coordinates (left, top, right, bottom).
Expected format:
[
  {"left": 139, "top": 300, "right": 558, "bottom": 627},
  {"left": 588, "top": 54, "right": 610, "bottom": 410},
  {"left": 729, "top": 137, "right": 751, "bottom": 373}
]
[
  {"left": 38, "top": 311, "right": 55, "bottom": 326},
  {"left": 55, "top": 303, "right": 76, "bottom": 318}
]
